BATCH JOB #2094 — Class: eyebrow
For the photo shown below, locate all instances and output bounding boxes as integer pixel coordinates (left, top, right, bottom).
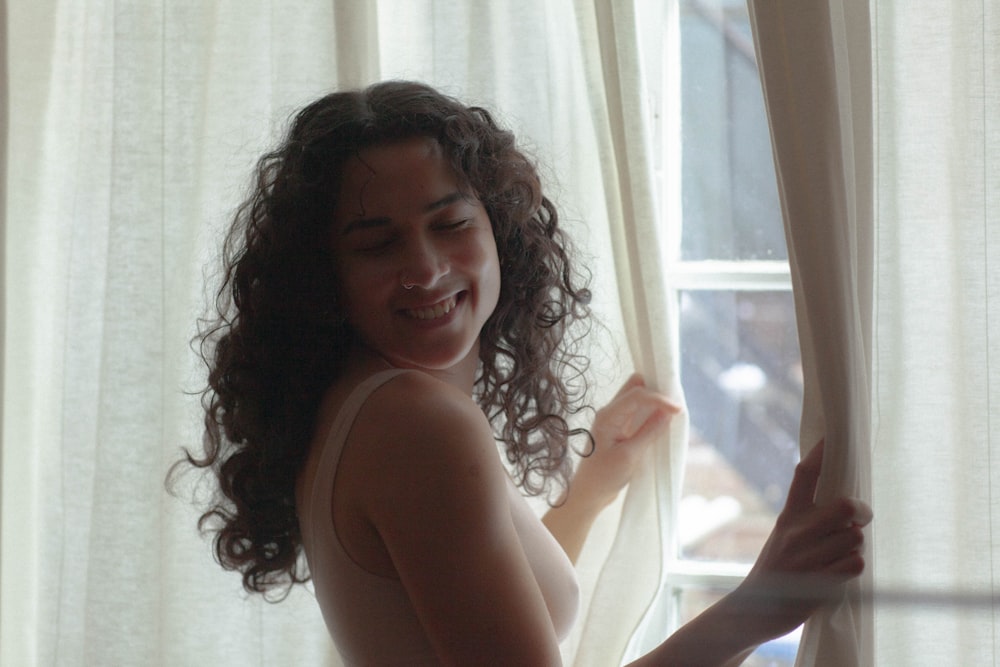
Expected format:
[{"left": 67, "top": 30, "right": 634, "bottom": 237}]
[{"left": 340, "top": 191, "right": 469, "bottom": 236}]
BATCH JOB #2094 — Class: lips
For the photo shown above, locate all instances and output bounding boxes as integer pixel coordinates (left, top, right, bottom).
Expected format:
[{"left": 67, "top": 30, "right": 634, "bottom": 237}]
[{"left": 403, "top": 294, "right": 459, "bottom": 320}]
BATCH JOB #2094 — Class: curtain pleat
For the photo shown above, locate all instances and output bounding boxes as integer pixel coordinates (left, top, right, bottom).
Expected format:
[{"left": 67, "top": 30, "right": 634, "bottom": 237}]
[
  {"left": 870, "top": 3, "right": 1000, "bottom": 664},
  {"left": 751, "top": 2, "right": 1000, "bottom": 665},
  {"left": 747, "top": 2, "right": 874, "bottom": 665},
  {"left": 4, "top": 2, "right": 345, "bottom": 665},
  {"left": 568, "top": 1, "right": 689, "bottom": 665},
  {"left": 0, "top": 0, "right": 8, "bottom": 652}
]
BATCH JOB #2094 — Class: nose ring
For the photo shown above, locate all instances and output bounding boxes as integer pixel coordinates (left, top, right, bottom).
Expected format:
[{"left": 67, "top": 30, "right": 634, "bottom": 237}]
[{"left": 401, "top": 276, "right": 415, "bottom": 290}]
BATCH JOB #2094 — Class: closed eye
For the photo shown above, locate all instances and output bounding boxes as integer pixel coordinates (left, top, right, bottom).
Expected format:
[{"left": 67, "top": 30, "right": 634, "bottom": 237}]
[{"left": 437, "top": 219, "right": 471, "bottom": 231}]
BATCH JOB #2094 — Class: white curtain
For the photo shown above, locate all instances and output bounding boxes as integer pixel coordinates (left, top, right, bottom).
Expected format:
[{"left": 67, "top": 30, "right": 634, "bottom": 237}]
[
  {"left": 2, "top": 1, "right": 670, "bottom": 665},
  {"left": 568, "top": 1, "right": 688, "bottom": 665},
  {"left": 749, "top": 1, "right": 1000, "bottom": 665},
  {"left": 870, "top": 2, "right": 999, "bottom": 665},
  {"left": 3, "top": 2, "right": 351, "bottom": 664},
  {"left": 748, "top": 2, "right": 874, "bottom": 665}
]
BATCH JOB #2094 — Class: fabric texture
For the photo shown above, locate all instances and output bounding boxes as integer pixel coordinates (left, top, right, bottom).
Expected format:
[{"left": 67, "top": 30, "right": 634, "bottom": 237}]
[
  {"left": 749, "top": 1, "right": 1000, "bottom": 665},
  {"left": 569, "top": 1, "right": 689, "bottom": 665},
  {"left": 747, "top": 3, "right": 875, "bottom": 665},
  {"left": 868, "top": 3, "right": 1000, "bottom": 665},
  {"left": 298, "top": 368, "right": 580, "bottom": 665}
]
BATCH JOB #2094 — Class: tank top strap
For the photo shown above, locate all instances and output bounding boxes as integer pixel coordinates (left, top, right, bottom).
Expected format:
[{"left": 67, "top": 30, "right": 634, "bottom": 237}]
[{"left": 308, "top": 368, "right": 413, "bottom": 537}]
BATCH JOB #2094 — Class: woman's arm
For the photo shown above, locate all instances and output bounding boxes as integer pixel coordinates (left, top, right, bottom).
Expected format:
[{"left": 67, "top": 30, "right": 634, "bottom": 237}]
[
  {"left": 350, "top": 373, "right": 869, "bottom": 666},
  {"left": 546, "top": 374, "right": 871, "bottom": 665},
  {"left": 628, "top": 439, "right": 872, "bottom": 666}
]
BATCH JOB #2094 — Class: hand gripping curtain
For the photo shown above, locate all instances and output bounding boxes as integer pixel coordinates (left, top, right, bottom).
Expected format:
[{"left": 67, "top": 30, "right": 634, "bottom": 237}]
[{"left": 747, "top": 3, "right": 875, "bottom": 666}]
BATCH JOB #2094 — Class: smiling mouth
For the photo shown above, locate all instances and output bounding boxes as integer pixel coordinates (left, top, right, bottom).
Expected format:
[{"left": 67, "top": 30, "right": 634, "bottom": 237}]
[{"left": 404, "top": 295, "right": 459, "bottom": 320}]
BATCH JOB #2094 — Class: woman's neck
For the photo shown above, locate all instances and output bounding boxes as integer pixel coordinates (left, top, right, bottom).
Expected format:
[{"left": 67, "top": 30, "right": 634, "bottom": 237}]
[{"left": 350, "top": 343, "right": 480, "bottom": 396}]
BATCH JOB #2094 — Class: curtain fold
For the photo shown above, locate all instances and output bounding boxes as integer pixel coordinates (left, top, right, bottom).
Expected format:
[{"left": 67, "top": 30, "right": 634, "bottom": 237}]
[
  {"left": 569, "top": 1, "right": 688, "bottom": 664},
  {"left": 3, "top": 2, "right": 346, "bottom": 665},
  {"left": 870, "top": 3, "right": 1000, "bottom": 664},
  {"left": 746, "top": 2, "right": 874, "bottom": 665},
  {"left": 750, "top": 2, "right": 1000, "bottom": 665},
  {"left": 0, "top": 0, "right": 7, "bottom": 649}
]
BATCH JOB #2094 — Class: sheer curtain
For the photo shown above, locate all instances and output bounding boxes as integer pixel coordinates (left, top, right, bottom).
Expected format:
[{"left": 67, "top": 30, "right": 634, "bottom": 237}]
[
  {"left": 2, "top": 1, "right": 670, "bottom": 665},
  {"left": 749, "top": 1, "right": 1000, "bottom": 665},
  {"left": 568, "top": 1, "right": 688, "bottom": 665},
  {"left": 3, "top": 2, "right": 351, "bottom": 664},
  {"left": 870, "top": 3, "right": 999, "bottom": 664},
  {"left": 748, "top": 2, "right": 874, "bottom": 664}
]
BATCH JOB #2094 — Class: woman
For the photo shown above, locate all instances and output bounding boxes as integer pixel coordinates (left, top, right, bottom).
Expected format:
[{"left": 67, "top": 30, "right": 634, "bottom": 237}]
[{"left": 184, "top": 80, "right": 871, "bottom": 665}]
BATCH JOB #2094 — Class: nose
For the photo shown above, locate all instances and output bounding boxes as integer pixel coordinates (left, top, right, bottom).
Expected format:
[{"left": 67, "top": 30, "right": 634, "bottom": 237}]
[{"left": 399, "top": 235, "right": 448, "bottom": 290}]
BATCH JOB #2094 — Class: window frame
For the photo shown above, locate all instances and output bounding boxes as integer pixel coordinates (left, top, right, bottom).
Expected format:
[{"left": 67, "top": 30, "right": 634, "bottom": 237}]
[{"left": 653, "top": 0, "right": 797, "bottom": 643}]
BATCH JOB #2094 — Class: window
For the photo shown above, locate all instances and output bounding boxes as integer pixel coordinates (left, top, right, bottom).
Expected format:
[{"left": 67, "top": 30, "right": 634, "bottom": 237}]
[{"left": 632, "top": 0, "right": 803, "bottom": 663}]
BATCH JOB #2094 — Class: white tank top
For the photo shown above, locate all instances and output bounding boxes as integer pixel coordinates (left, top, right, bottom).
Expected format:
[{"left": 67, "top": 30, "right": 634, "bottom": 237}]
[{"left": 298, "top": 369, "right": 580, "bottom": 665}]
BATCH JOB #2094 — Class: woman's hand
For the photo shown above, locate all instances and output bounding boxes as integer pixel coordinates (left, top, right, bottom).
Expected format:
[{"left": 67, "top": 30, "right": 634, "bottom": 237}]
[
  {"left": 543, "top": 374, "right": 680, "bottom": 563},
  {"left": 573, "top": 374, "right": 682, "bottom": 512},
  {"left": 624, "top": 439, "right": 873, "bottom": 667},
  {"left": 730, "top": 439, "right": 873, "bottom": 641}
]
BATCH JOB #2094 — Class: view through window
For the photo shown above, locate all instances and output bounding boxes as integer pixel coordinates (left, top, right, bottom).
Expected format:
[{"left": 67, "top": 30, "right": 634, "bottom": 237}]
[{"left": 660, "top": 1, "right": 802, "bottom": 664}]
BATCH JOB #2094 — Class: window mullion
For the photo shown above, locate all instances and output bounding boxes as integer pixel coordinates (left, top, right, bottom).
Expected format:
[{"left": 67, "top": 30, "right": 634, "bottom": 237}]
[
  {"left": 663, "top": 559, "right": 750, "bottom": 590},
  {"left": 667, "top": 260, "right": 792, "bottom": 291}
]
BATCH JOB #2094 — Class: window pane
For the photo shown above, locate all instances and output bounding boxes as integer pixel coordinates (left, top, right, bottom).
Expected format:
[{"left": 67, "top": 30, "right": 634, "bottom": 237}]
[
  {"left": 678, "top": 290, "right": 801, "bottom": 563},
  {"left": 680, "top": 0, "right": 784, "bottom": 261},
  {"left": 679, "top": 588, "right": 801, "bottom": 666}
]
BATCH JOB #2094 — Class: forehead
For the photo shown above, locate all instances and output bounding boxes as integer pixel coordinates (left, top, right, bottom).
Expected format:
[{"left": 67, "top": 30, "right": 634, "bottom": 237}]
[{"left": 334, "top": 137, "right": 467, "bottom": 219}]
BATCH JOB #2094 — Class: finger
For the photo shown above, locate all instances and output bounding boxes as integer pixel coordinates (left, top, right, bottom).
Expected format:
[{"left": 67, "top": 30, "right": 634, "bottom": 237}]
[
  {"left": 824, "top": 550, "right": 866, "bottom": 577},
  {"left": 804, "top": 525, "right": 865, "bottom": 567},
  {"left": 852, "top": 500, "right": 874, "bottom": 526},
  {"left": 629, "top": 389, "right": 682, "bottom": 417},
  {"left": 811, "top": 497, "right": 874, "bottom": 531},
  {"left": 800, "top": 438, "right": 825, "bottom": 471},
  {"left": 784, "top": 440, "right": 825, "bottom": 512},
  {"left": 620, "top": 408, "right": 672, "bottom": 450},
  {"left": 613, "top": 373, "right": 646, "bottom": 399},
  {"left": 618, "top": 384, "right": 682, "bottom": 412},
  {"left": 617, "top": 390, "right": 681, "bottom": 438}
]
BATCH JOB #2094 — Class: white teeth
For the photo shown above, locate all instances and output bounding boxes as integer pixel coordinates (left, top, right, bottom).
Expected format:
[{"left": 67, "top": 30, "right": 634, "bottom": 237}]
[{"left": 407, "top": 296, "right": 457, "bottom": 320}]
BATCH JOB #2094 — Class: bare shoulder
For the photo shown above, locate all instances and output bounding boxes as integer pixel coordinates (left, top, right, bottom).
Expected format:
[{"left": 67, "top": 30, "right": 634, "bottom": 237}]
[
  {"left": 346, "top": 370, "right": 504, "bottom": 516},
  {"left": 360, "top": 370, "right": 492, "bottom": 439},
  {"left": 342, "top": 371, "right": 562, "bottom": 664}
]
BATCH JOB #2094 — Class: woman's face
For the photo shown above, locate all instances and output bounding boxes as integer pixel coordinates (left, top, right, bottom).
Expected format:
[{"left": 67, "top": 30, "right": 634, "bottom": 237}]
[{"left": 331, "top": 137, "right": 501, "bottom": 373}]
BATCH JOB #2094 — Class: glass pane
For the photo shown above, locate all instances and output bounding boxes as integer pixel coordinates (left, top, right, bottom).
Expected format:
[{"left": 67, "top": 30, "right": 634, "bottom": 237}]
[
  {"left": 678, "top": 290, "right": 802, "bottom": 564},
  {"left": 680, "top": 588, "right": 801, "bottom": 666},
  {"left": 679, "top": 0, "right": 784, "bottom": 261}
]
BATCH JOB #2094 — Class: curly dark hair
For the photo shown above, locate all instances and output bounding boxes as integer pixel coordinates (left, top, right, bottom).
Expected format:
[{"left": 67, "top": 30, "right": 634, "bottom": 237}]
[{"left": 179, "top": 81, "right": 593, "bottom": 597}]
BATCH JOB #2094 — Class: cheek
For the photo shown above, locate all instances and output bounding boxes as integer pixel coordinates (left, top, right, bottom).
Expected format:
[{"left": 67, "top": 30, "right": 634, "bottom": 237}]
[
  {"left": 334, "top": 262, "right": 379, "bottom": 318},
  {"left": 480, "top": 244, "right": 502, "bottom": 307}
]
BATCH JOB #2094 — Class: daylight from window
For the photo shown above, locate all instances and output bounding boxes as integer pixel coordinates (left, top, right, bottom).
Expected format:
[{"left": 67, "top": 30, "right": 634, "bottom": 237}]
[{"left": 667, "top": 1, "right": 801, "bottom": 664}]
